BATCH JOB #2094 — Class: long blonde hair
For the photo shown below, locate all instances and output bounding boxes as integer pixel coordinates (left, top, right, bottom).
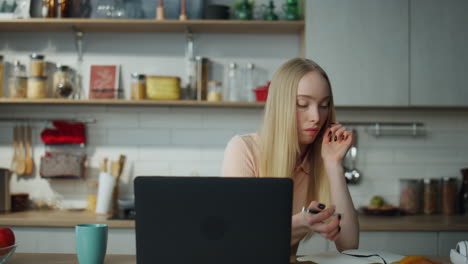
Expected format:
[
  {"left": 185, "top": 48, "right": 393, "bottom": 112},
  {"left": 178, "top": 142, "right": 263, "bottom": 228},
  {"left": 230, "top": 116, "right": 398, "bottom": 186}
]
[{"left": 259, "top": 58, "right": 336, "bottom": 205}]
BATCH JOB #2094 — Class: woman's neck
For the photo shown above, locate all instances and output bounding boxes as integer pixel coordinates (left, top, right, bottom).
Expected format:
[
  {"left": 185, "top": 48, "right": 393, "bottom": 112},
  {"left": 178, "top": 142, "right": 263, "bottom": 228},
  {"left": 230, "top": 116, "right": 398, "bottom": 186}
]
[{"left": 299, "top": 144, "right": 309, "bottom": 158}]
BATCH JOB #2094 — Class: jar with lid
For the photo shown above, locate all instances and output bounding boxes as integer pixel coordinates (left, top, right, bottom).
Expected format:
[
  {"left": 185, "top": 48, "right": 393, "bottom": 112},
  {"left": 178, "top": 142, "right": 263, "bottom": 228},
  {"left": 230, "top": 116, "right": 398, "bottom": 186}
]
[
  {"left": 8, "top": 76, "right": 27, "bottom": 98},
  {"left": 207, "top": 81, "right": 222, "bottom": 102},
  {"left": 53, "top": 65, "right": 73, "bottom": 98},
  {"left": 27, "top": 76, "right": 48, "bottom": 98},
  {"left": 423, "top": 178, "right": 439, "bottom": 215},
  {"left": 441, "top": 177, "right": 457, "bottom": 215},
  {"left": 399, "top": 179, "right": 422, "bottom": 214},
  {"left": 131, "top": 73, "right": 146, "bottom": 100},
  {"left": 459, "top": 168, "right": 468, "bottom": 215},
  {"left": 0, "top": 55, "right": 3, "bottom": 97},
  {"left": 29, "top": 54, "right": 46, "bottom": 77}
]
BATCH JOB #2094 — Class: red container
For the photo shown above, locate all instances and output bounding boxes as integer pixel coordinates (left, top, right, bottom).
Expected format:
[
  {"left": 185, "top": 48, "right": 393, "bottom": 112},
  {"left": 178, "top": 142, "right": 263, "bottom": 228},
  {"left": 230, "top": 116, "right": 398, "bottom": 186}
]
[{"left": 254, "top": 82, "right": 270, "bottom": 102}]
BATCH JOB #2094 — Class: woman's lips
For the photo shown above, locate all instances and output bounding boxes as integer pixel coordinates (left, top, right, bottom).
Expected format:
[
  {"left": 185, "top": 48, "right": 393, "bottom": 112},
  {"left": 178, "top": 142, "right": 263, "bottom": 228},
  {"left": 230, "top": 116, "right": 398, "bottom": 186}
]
[{"left": 304, "top": 128, "right": 320, "bottom": 135}]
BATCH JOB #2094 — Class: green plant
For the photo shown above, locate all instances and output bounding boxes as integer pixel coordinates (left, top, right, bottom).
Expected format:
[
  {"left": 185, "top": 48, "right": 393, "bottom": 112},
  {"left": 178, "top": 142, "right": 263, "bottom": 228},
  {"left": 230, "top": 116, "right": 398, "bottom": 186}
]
[{"left": 232, "top": 0, "right": 255, "bottom": 9}]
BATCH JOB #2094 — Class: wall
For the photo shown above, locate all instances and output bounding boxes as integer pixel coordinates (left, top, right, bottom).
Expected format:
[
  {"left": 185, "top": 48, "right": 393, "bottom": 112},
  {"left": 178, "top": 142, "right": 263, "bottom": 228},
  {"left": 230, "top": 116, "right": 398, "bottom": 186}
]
[{"left": 1, "top": 104, "right": 468, "bottom": 209}]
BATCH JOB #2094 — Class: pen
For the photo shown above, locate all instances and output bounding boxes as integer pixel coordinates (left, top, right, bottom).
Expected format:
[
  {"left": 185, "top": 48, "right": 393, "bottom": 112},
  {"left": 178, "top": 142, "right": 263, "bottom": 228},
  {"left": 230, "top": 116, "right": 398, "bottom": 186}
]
[{"left": 302, "top": 207, "right": 341, "bottom": 218}]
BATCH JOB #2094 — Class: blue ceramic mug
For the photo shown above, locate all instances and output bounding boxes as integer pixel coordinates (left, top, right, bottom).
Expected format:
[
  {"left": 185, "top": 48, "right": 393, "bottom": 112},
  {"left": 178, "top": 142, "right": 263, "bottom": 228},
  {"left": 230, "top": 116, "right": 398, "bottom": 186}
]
[{"left": 75, "top": 224, "right": 108, "bottom": 264}]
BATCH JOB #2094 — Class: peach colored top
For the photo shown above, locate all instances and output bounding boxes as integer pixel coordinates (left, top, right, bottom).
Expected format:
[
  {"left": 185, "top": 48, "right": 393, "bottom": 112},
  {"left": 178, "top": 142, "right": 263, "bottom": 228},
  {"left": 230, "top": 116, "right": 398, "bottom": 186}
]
[{"left": 222, "top": 133, "right": 312, "bottom": 215}]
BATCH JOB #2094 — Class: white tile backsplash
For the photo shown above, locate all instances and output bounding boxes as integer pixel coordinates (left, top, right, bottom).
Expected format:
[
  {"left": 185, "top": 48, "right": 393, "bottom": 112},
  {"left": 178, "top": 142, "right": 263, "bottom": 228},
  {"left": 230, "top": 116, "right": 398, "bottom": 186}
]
[{"left": 1, "top": 105, "right": 468, "bottom": 209}]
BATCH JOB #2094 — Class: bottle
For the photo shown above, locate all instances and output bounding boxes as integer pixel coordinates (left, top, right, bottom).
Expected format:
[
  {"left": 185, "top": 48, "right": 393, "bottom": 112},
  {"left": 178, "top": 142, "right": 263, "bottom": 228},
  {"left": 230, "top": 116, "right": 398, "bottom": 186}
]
[
  {"left": 131, "top": 73, "right": 146, "bottom": 100},
  {"left": 42, "top": 0, "right": 56, "bottom": 18},
  {"left": 459, "top": 168, "right": 468, "bottom": 215},
  {"left": 53, "top": 65, "right": 73, "bottom": 98},
  {"left": 56, "top": 0, "right": 70, "bottom": 18},
  {"left": 86, "top": 181, "right": 98, "bottom": 212},
  {"left": 195, "top": 56, "right": 208, "bottom": 101},
  {"left": 226, "top": 62, "right": 240, "bottom": 102},
  {"left": 244, "top": 63, "right": 256, "bottom": 102}
]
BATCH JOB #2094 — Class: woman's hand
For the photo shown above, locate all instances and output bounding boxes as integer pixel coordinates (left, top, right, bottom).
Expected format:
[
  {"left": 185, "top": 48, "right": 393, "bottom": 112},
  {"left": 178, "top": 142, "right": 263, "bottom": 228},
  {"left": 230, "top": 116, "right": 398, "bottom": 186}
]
[
  {"left": 321, "top": 123, "right": 353, "bottom": 166},
  {"left": 291, "top": 201, "right": 342, "bottom": 246}
]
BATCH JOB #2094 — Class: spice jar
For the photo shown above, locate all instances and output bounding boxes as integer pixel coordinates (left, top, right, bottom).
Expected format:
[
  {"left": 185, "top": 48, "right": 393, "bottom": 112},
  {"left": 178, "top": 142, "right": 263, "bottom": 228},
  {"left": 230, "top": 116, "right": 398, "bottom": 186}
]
[
  {"left": 441, "top": 177, "right": 457, "bottom": 215},
  {"left": 131, "top": 73, "right": 146, "bottom": 100},
  {"left": 27, "top": 76, "right": 48, "bottom": 98},
  {"left": 86, "top": 181, "right": 98, "bottom": 212},
  {"left": 195, "top": 56, "right": 209, "bottom": 101},
  {"left": 0, "top": 55, "right": 3, "bottom": 97},
  {"left": 29, "top": 54, "right": 45, "bottom": 77},
  {"left": 53, "top": 65, "right": 73, "bottom": 98},
  {"left": 8, "top": 76, "right": 27, "bottom": 98},
  {"left": 423, "top": 178, "right": 439, "bottom": 215},
  {"left": 207, "top": 81, "right": 222, "bottom": 102},
  {"left": 399, "top": 179, "right": 422, "bottom": 214}
]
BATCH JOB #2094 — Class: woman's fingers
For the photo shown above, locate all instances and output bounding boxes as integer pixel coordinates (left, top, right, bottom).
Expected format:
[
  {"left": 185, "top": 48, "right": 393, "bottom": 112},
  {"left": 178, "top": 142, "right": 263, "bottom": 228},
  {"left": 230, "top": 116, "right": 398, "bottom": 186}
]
[
  {"left": 312, "top": 213, "right": 340, "bottom": 234},
  {"left": 305, "top": 206, "right": 336, "bottom": 226}
]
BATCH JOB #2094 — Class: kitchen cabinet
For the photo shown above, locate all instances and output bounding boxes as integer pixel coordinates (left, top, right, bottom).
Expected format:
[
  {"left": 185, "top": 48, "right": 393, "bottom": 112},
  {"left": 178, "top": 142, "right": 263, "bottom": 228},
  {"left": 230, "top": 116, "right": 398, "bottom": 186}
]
[
  {"left": 409, "top": 0, "right": 468, "bottom": 106},
  {"left": 305, "top": 0, "right": 409, "bottom": 107}
]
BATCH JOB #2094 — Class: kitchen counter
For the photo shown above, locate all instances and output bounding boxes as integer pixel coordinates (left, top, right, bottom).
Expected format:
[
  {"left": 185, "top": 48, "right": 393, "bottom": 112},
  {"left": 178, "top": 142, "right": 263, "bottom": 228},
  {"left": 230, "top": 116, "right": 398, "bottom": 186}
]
[
  {"left": 7, "top": 253, "right": 451, "bottom": 264},
  {"left": 1, "top": 210, "right": 468, "bottom": 231}
]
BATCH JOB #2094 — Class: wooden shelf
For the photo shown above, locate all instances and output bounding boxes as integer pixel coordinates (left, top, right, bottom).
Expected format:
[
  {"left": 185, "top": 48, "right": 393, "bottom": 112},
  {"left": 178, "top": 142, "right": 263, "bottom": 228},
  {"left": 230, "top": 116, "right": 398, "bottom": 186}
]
[
  {"left": 0, "top": 19, "right": 304, "bottom": 34},
  {"left": 0, "top": 98, "right": 265, "bottom": 108}
]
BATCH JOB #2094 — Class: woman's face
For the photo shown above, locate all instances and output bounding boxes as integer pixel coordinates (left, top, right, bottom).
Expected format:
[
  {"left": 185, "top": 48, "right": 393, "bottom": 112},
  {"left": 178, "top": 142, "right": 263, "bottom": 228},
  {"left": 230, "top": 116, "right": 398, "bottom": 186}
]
[{"left": 296, "top": 71, "right": 331, "bottom": 147}]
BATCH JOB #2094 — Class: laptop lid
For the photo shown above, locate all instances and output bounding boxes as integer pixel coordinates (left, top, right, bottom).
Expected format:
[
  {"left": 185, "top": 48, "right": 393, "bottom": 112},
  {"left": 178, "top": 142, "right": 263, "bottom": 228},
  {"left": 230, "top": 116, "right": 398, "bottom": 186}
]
[{"left": 134, "top": 176, "right": 293, "bottom": 264}]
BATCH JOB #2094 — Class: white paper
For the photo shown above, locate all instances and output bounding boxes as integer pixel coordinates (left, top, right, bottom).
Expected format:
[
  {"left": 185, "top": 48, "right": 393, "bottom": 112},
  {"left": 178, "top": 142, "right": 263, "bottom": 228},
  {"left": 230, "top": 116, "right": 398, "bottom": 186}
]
[
  {"left": 95, "top": 172, "right": 115, "bottom": 215},
  {"left": 297, "top": 249, "right": 405, "bottom": 264}
]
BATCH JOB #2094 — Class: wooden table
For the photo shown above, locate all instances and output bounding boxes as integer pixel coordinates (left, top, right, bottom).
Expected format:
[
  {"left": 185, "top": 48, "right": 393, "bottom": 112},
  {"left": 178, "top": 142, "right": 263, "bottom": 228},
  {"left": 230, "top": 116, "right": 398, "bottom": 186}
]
[{"left": 7, "top": 253, "right": 451, "bottom": 264}]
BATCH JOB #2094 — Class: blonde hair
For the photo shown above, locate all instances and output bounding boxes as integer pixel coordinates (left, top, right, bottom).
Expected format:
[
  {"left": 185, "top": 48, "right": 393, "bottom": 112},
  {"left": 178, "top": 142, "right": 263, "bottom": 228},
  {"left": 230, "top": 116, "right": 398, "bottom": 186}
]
[{"left": 259, "top": 58, "right": 336, "bottom": 205}]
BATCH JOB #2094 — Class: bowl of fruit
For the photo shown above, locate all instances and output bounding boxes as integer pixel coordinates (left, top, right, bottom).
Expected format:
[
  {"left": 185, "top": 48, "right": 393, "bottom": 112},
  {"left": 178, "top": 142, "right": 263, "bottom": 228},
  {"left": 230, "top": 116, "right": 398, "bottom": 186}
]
[
  {"left": 0, "top": 227, "right": 17, "bottom": 264},
  {"left": 361, "top": 195, "right": 401, "bottom": 216}
]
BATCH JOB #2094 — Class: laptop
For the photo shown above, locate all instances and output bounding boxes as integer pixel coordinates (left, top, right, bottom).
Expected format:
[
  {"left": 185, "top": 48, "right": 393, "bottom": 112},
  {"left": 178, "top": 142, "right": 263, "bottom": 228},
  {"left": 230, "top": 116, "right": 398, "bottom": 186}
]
[{"left": 134, "top": 176, "right": 293, "bottom": 264}]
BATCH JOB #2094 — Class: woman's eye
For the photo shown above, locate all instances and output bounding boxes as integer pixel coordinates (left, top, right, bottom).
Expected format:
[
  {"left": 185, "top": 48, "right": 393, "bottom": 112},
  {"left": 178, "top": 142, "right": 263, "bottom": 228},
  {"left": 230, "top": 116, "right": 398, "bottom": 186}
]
[
  {"left": 297, "top": 103, "right": 308, "bottom": 108},
  {"left": 320, "top": 104, "right": 329, "bottom": 109}
]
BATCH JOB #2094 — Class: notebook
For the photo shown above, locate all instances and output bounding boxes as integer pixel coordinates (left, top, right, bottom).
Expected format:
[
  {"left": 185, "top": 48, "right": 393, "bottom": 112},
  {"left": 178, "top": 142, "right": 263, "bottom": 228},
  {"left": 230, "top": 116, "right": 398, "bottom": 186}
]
[{"left": 134, "top": 176, "right": 293, "bottom": 264}]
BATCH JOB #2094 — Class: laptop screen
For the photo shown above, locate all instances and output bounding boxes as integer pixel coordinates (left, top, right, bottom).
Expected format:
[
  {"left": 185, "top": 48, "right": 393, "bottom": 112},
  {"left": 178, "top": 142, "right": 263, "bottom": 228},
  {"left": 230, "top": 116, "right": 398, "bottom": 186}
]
[{"left": 134, "top": 176, "right": 293, "bottom": 264}]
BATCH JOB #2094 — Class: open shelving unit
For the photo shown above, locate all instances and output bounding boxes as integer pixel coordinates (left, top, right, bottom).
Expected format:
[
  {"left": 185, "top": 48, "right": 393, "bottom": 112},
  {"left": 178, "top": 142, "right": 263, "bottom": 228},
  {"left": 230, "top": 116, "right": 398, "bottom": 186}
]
[
  {"left": 0, "top": 18, "right": 304, "bottom": 34},
  {"left": 0, "top": 98, "right": 266, "bottom": 108}
]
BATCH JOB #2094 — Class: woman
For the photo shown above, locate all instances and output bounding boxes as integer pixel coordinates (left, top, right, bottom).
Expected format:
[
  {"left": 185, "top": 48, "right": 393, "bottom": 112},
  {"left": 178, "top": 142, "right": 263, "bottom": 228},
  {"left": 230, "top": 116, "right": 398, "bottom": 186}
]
[{"left": 222, "top": 58, "right": 359, "bottom": 253}]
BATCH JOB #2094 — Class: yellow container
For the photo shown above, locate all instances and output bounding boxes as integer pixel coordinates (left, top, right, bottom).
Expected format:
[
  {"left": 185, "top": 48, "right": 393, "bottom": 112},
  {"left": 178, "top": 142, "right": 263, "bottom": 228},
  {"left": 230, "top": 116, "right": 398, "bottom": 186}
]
[{"left": 146, "top": 76, "right": 180, "bottom": 100}]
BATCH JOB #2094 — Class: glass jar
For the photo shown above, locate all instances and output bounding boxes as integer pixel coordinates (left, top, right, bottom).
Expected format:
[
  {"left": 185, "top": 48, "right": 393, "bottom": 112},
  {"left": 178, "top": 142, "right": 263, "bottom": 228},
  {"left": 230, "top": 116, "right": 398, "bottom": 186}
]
[
  {"left": 30, "top": 54, "right": 46, "bottom": 77},
  {"left": 12, "top": 60, "right": 26, "bottom": 77},
  {"left": 441, "top": 177, "right": 457, "bottom": 215},
  {"left": 27, "top": 76, "right": 48, "bottom": 98},
  {"left": 131, "top": 73, "right": 146, "bottom": 100},
  {"left": 423, "top": 178, "right": 439, "bottom": 215},
  {"left": 207, "top": 81, "right": 222, "bottom": 102},
  {"left": 86, "top": 181, "right": 98, "bottom": 212},
  {"left": 8, "top": 76, "right": 27, "bottom": 98},
  {"left": 53, "top": 65, "right": 73, "bottom": 98},
  {"left": 399, "top": 179, "right": 422, "bottom": 214},
  {"left": 0, "top": 55, "right": 3, "bottom": 98}
]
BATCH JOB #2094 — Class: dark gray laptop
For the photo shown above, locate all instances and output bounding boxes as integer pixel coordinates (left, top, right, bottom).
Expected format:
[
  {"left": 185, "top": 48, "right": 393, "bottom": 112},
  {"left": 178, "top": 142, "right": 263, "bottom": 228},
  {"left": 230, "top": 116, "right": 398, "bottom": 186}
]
[{"left": 134, "top": 176, "right": 293, "bottom": 264}]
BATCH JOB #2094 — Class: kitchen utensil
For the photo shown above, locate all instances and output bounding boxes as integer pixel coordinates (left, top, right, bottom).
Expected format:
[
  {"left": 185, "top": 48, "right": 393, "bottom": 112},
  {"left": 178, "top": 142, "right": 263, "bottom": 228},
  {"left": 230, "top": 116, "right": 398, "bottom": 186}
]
[
  {"left": 111, "top": 155, "right": 126, "bottom": 218},
  {"left": 0, "top": 244, "right": 17, "bottom": 263},
  {"left": 24, "top": 125, "right": 34, "bottom": 175},
  {"left": 96, "top": 157, "right": 115, "bottom": 215},
  {"left": 15, "top": 126, "right": 26, "bottom": 175},
  {"left": 344, "top": 129, "right": 361, "bottom": 184},
  {"left": 0, "top": 168, "right": 11, "bottom": 213}
]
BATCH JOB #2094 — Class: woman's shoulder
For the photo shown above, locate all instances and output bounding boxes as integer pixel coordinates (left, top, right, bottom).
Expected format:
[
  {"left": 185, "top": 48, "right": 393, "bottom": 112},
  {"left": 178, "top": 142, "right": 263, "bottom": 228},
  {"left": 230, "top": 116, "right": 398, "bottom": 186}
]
[{"left": 227, "top": 133, "right": 259, "bottom": 151}]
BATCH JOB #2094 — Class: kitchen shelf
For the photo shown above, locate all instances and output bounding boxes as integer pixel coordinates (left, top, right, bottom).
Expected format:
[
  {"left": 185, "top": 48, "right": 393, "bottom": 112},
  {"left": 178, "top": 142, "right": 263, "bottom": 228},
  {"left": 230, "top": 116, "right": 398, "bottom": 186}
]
[
  {"left": 0, "top": 19, "right": 304, "bottom": 34},
  {"left": 0, "top": 98, "right": 265, "bottom": 108}
]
